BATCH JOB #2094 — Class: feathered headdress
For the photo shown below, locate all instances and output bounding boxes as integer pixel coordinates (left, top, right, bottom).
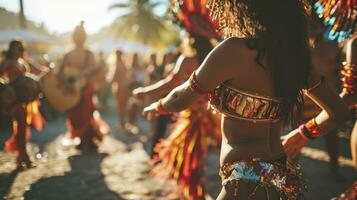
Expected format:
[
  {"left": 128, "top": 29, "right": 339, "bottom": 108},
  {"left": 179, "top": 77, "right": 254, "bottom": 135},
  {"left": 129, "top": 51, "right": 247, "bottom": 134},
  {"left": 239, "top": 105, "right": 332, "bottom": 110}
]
[
  {"left": 313, "top": 0, "right": 357, "bottom": 42},
  {"left": 170, "top": 0, "right": 220, "bottom": 38}
]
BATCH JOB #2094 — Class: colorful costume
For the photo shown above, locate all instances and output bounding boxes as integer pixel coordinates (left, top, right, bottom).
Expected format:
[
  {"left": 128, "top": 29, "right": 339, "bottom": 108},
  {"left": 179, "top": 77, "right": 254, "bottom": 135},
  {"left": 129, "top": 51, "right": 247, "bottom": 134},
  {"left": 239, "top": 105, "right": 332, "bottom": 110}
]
[
  {"left": 66, "top": 84, "right": 109, "bottom": 146},
  {"left": 151, "top": 104, "right": 220, "bottom": 200},
  {"left": 2, "top": 63, "right": 45, "bottom": 154},
  {"left": 220, "top": 158, "right": 304, "bottom": 200},
  {"left": 151, "top": 1, "right": 221, "bottom": 200},
  {"left": 202, "top": 74, "right": 305, "bottom": 199},
  {"left": 5, "top": 101, "right": 44, "bottom": 153},
  {"left": 314, "top": 0, "right": 357, "bottom": 197}
]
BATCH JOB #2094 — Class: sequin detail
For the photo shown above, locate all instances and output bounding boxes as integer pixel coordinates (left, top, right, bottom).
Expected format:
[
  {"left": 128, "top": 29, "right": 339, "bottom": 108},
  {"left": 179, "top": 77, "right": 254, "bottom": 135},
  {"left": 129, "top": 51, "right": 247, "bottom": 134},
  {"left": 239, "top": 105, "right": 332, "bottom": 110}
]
[
  {"left": 209, "top": 83, "right": 283, "bottom": 121},
  {"left": 220, "top": 159, "right": 306, "bottom": 200}
]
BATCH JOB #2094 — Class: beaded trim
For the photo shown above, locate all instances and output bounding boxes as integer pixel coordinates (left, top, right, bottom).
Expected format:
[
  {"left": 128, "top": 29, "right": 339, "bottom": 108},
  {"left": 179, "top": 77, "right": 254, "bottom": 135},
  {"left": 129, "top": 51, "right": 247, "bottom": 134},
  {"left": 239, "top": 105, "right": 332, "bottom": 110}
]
[
  {"left": 304, "top": 118, "right": 327, "bottom": 139},
  {"left": 298, "top": 124, "right": 310, "bottom": 141},
  {"left": 156, "top": 99, "right": 171, "bottom": 115},
  {"left": 209, "top": 83, "right": 283, "bottom": 122},
  {"left": 341, "top": 63, "right": 356, "bottom": 94}
]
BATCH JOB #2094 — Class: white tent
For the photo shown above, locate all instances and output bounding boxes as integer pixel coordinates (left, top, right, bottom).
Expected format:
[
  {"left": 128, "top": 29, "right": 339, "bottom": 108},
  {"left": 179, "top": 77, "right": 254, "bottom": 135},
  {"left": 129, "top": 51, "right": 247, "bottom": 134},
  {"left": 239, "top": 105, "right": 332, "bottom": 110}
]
[
  {"left": 0, "top": 29, "right": 52, "bottom": 43},
  {"left": 90, "top": 38, "right": 148, "bottom": 55}
]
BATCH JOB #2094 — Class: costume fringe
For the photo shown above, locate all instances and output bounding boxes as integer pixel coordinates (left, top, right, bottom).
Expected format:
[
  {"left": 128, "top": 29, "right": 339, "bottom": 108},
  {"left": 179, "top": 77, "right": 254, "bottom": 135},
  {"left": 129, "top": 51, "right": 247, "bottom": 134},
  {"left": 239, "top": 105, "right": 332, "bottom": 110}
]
[
  {"left": 151, "top": 108, "right": 220, "bottom": 200},
  {"left": 5, "top": 100, "right": 45, "bottom": 153}
]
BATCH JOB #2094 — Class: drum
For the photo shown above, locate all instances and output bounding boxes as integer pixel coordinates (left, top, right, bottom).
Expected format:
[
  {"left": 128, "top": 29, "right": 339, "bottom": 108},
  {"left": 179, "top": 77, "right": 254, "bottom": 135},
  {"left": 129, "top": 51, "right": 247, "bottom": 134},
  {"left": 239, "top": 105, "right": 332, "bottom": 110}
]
[{"left": 9, "top": 73, "right": 41, "bottom": 104}]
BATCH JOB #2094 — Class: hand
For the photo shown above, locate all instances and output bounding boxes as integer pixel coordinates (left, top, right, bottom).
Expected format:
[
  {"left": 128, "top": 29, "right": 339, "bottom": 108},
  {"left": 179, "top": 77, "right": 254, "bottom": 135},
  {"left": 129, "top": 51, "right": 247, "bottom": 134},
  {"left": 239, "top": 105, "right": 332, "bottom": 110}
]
[
  {"left": 142, "top": 102, "right": 158, "bottom": 120},
  {"left": 281, "top": 129, "right": 308, "bottom": 160},
  {"left": 132, "top": 87, "right": 144, "bottom": 97}
]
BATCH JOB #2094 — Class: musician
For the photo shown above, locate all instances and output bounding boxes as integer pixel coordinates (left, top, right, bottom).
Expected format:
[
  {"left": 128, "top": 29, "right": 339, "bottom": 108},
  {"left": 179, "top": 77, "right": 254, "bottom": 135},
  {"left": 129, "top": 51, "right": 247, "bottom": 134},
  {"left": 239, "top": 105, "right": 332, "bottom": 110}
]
[
  {"left": 0, "top": 40, "right": 45, "bottom": 169},
  {"left": 59, "top": 22, "right": 109, "bottom": 152}
]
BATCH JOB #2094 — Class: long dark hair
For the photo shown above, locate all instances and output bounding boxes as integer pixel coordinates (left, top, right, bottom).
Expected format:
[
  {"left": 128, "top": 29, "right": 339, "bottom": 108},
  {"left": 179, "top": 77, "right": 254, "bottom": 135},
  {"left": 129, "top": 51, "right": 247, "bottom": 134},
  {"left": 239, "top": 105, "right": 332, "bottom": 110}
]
[
  {"left": 190, "top": 32, "right": 214, "bottom": 64},
  {"left": 234, "top": 0, "right": 312, "bottom": 122}
]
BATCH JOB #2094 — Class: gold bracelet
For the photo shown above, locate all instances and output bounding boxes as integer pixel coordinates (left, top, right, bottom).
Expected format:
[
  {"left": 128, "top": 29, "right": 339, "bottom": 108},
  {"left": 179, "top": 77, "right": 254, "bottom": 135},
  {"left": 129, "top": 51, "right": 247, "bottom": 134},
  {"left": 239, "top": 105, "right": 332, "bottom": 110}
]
[{"left": 156, "top": 99, "right": 170, "bottom": 115}]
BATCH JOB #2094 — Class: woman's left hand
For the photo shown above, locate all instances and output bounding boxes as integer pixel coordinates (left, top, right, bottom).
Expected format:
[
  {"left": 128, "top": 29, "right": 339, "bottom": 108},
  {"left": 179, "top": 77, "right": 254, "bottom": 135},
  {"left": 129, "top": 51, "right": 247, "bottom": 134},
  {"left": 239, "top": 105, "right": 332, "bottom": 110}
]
[
  {"left": 142, "top": 102, "right": 158, "bottom": 120},
  {"left": 281, "top": 129, "right": 308, "bottom": 159}
]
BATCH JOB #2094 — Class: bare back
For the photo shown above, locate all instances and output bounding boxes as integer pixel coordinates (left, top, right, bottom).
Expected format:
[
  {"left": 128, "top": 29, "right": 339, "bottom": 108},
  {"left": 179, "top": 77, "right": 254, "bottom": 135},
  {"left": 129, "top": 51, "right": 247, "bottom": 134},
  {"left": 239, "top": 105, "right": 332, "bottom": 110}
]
[{"left": 218, "top": 39, "right": 285, "bottom": 164}]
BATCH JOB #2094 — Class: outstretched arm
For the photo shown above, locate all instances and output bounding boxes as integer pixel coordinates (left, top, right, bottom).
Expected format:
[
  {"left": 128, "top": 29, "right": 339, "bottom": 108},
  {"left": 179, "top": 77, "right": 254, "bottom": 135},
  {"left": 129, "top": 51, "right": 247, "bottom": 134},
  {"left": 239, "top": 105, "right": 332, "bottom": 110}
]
[
  {"left": 143, "top": 38, "right": 238, "bottom": 114},
  {"left": 133, "top": 55, "right": 196, "bottom": 98}
]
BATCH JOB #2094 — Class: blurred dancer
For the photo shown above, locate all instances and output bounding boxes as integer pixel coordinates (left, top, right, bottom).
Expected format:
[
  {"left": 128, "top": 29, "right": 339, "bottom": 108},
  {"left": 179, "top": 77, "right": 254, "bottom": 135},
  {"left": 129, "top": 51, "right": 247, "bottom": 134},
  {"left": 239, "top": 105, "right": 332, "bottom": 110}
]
[
  {"left": 134, "top": 2, "right": 221, "bottom": 198},
  {"left": 309, "top": 1, "right": 357, "bottom": 198},
  {"left": 59, "top": 22, "right": 109, "bottom": 152},
  {"left": 113, "top": 49, "right": 129, "bottom": 129},
  {"left": 126, "top": 52, "right": 144, "bottom": 134},
  {"left": 0, "top": 40, "right": 45, "bottom": 169},
  {"left": 95, "top": 51, "right": 110, "bottom": 111},
  {"left": 305, "top": 15, "right": 342, "bottom": 175},
  {"left": 332, "top": 35, "right": 357, "bottom": 200}
]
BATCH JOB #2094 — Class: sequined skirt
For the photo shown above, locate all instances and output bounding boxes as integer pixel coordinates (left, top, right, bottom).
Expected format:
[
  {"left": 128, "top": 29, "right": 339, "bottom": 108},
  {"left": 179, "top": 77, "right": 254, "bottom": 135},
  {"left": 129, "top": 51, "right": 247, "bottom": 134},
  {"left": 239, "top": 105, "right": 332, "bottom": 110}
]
[{"left": 219, "top": 158, "right": 305, "bottom": 200}]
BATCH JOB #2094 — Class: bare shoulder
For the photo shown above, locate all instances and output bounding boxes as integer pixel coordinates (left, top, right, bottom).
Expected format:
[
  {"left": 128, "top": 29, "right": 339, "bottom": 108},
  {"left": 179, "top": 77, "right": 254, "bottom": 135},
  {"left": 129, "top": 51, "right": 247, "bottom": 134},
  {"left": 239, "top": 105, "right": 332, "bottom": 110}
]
[
  {"left": 214, "top": 37, "right": 247, "bottom": 54},
  {"left": 203, "top": 37, "right": 252, "bottom": 70}
]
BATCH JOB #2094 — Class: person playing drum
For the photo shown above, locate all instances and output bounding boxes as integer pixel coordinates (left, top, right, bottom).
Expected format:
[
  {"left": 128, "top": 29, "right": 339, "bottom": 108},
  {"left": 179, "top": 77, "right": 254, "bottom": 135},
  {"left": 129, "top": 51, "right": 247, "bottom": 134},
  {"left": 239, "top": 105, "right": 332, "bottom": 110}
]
[{"left": 0, "top": 40, "right": 45, "bottom": 169}]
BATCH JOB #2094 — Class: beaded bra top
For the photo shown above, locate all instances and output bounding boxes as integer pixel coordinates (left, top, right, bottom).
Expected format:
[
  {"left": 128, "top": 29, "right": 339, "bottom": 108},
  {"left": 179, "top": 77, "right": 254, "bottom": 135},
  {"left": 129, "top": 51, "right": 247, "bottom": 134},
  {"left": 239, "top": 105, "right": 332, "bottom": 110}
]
[{"left": 209, "top": 83, "right": 283, "bottom": 122}]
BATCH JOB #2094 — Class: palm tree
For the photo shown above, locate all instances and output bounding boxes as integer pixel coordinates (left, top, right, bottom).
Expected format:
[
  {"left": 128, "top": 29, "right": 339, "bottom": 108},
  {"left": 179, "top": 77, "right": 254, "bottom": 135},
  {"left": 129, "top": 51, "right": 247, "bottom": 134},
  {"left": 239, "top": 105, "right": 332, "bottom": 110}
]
[
  {"left": 109, "top": 0, "right": 178, "bottom": 48},
  {"left": 19, "top": 0, "right": 27, "bottom": 28}
]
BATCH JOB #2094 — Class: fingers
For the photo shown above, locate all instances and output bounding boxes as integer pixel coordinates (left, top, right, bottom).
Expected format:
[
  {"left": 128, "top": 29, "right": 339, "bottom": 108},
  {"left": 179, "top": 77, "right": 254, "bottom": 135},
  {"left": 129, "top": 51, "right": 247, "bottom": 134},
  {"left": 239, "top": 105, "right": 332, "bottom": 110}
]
[{"left": 142, "top": 103, "right": 158, "bottom": 120}]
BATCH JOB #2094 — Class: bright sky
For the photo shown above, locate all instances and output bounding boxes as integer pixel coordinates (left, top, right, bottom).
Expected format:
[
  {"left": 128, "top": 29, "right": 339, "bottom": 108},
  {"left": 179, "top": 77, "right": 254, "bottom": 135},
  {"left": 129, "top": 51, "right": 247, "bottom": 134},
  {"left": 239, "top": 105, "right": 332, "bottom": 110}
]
[{"left": 0, "top": 0, "right": 167, "bottom": 34}]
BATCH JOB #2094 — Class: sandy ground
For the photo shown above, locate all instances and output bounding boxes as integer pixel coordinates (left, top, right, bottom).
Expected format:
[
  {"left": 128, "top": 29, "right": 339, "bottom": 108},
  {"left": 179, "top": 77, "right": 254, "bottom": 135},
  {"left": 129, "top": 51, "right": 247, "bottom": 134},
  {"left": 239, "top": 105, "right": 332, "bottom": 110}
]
[{"left": 0, "top": 102, "right": 356, "bottom": 200}]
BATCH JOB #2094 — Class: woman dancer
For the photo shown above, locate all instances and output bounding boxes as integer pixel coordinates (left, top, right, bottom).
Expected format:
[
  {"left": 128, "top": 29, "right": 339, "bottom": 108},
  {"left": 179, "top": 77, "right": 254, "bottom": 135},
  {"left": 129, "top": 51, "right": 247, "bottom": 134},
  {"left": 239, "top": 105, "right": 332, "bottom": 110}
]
[
  {"left": 0, "top": 40, "right": 45, "bottom": 169},
  {"left": 331, "top": 35, "right": 357, "bottom": 200},
  {"left": 143, "top": 0, "right": 350, "bottom": 199},
  {"left": 309, "top": 1, "right": 357, "bottom": 198}
]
